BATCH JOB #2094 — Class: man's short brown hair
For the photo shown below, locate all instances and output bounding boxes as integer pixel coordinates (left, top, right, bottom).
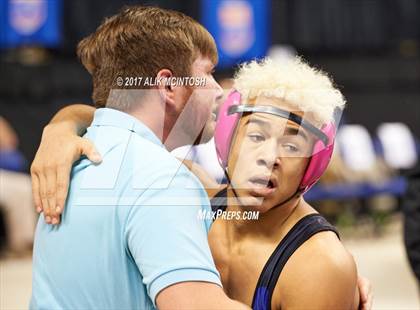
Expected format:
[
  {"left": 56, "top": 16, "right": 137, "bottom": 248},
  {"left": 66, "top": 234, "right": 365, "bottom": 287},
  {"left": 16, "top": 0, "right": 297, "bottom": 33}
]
[{"left": 77, "top": 6, "right": 218, "bottom": 108}]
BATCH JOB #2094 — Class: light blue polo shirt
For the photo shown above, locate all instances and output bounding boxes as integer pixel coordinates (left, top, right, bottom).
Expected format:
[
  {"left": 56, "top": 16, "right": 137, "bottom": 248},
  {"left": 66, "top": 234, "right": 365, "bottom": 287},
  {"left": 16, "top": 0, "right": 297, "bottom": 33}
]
[{"left": 30, "top": 108, "right": 221, "bottom": 310}]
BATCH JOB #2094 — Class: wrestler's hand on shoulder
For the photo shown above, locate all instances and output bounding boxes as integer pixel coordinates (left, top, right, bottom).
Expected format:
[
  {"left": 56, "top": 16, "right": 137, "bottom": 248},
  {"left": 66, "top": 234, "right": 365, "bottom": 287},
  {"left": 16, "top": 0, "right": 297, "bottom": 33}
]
[
  {"left": 177, "top": 158, "right": 225, "bottom": 197},
  {"left": 31, "top": 104, "right": 100, "bottom": 225}
]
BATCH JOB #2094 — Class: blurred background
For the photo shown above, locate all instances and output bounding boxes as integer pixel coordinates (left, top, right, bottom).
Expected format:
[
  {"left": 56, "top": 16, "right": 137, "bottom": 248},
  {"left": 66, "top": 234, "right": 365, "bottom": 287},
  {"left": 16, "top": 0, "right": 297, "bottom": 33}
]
[{"left": 0, "top": 0, "right": 419, "bottom": 309}]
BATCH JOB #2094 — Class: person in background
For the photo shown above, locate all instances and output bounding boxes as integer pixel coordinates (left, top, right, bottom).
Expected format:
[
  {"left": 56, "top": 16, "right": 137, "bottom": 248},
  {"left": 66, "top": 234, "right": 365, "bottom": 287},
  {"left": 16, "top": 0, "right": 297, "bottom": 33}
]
[{"left": 0, "top": 116, "right": 35, "bottom": 255}]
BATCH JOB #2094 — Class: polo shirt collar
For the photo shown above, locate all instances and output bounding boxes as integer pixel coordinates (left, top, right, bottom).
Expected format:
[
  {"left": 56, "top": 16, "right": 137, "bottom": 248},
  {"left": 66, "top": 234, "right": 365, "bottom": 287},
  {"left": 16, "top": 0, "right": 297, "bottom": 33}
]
[{"left": 91, "top": 108, "right": 164, "bottom": 148}]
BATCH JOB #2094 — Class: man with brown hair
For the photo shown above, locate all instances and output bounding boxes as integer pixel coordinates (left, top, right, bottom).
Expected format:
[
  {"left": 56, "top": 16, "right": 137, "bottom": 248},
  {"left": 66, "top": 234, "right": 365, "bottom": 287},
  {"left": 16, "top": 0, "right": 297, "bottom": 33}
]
[{"left": 30, "top": 6, "right": 248, "bottom": 310}]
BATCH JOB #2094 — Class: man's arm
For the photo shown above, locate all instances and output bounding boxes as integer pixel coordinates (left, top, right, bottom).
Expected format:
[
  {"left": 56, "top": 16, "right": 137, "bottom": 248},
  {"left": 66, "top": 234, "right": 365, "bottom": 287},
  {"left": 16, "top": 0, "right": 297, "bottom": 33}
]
[
  {"left": 157, "top": 282, "right": 249, "bottom": 310},
  {"left": 30, "top": 104, "right": 100, "bottom": 225},
  {"left": 126, "top": 170, "right": 249, "bottom": 309}
]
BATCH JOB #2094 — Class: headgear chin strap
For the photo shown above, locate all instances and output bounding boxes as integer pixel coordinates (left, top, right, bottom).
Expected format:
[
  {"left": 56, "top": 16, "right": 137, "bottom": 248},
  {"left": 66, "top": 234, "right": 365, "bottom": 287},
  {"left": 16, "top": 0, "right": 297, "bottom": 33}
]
[{"left": 214, "top": 90, "right": 336, "bottom": 196}]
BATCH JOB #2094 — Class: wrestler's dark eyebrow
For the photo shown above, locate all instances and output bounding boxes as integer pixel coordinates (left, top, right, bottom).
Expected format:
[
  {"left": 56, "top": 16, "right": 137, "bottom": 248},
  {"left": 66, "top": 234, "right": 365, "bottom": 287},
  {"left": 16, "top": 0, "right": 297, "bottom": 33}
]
[{"left": 284, "top": 125, "right": 308, "bottom": 141}]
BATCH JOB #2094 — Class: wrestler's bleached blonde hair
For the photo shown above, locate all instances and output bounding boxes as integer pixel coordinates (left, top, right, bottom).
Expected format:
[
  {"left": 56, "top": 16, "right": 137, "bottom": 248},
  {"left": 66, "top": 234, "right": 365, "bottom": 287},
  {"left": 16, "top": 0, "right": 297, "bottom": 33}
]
[{"left": 233, "top": 57, "right": 346, "bottom": 126}]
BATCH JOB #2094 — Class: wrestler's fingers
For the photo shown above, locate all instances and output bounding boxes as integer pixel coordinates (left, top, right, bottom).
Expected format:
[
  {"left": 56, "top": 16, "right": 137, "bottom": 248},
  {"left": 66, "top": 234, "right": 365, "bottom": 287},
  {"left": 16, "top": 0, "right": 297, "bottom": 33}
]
[
  {"left": 30, "top": 168, "right": 43, "bottom": 213},
  {"left": 39, "top": 173, "right": 51, "bottom": 223},
  {"left": 44, "top": 167, "right": 57, "bottom": 224},
  {"left": 53, "top": 163, "right": 72, "bottom": 223},
  {"left": 358, "top": 276, "right": 373, "bottom": 310},
  {"left": 79, "top": 138, "right": 102, "bottom": 164}
]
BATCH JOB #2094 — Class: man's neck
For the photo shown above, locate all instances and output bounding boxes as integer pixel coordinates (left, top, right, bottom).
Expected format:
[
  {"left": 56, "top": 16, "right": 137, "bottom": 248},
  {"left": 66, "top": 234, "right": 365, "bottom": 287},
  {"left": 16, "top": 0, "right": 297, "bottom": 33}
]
[
  {"left": 122, "top": 94, "right": 163, "bottom": 133},
  {"left": 128, "top": 103, "right": 194, "bottom": 151}
]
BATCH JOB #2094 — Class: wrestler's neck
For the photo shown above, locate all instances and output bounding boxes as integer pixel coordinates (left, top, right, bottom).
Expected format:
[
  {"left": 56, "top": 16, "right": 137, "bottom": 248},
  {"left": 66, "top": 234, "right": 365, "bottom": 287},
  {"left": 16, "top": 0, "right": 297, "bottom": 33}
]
[{"left": 225, "top": 191, "right": 315, "bottom": 242}]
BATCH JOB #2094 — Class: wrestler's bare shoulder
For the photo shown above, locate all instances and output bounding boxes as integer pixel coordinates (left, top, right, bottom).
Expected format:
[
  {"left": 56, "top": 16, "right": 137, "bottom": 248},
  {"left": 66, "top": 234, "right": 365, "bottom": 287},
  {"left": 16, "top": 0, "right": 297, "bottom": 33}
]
[{"left": 272, "top": 225, "right": 359, "bottom": 309}]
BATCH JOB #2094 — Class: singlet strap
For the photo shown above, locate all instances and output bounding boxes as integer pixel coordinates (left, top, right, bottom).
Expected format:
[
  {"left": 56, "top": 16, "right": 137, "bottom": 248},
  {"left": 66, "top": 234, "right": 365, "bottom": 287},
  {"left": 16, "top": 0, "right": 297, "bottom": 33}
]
[
  {"left": 210, "top": 187, "right": 228, "bottom": 213},
  {"left": 252, "top": 213, "right": 339, "bottom": 310}
]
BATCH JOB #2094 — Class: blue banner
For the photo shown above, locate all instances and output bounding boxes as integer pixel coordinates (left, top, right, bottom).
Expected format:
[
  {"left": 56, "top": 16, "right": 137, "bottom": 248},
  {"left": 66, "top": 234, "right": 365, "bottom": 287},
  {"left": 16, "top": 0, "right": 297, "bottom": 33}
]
[
  {"left": 0, "top": 0, "right": 62, "bottom": 48},
  {"left": 201, "top": 0, "right": 270, "bottom": 68}
]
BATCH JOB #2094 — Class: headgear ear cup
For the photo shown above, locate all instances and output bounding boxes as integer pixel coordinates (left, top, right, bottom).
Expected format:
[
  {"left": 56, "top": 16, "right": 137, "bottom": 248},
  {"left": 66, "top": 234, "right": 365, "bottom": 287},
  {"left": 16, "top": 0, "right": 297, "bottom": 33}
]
[
  {"left": 214, "top": 90, "right": 242, "bottom": 168},
  {"left": 299, "top": 123, "right": 336, "bottom": 194}
]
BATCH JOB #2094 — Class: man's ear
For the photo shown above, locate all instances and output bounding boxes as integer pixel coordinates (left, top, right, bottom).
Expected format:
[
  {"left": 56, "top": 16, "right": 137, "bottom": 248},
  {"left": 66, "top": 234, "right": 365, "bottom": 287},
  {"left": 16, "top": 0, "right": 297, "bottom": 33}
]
[{"left": 156, "top": 69, "right": 175, "bottom": 108}]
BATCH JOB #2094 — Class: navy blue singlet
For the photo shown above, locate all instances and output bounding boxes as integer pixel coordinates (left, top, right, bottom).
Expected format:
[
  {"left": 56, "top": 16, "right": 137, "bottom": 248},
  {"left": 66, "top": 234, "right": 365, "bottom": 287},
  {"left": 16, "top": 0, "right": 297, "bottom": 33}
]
[{"left": 210, "top": 188, "right": 339, "bottom": 310}]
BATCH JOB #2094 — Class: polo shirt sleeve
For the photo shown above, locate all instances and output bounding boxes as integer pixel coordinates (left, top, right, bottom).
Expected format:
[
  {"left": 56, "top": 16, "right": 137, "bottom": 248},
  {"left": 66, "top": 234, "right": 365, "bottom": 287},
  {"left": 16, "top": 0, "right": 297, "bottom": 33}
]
[{"left": 125, "top": 171, "right": 221, "bottom": 306}]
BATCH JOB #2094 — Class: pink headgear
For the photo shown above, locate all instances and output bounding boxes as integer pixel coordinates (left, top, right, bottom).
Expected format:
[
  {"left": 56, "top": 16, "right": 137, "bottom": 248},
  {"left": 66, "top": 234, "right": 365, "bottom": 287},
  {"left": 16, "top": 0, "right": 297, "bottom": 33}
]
[{"left": 214, "top": 90, "right": 336, "bottom": 194}]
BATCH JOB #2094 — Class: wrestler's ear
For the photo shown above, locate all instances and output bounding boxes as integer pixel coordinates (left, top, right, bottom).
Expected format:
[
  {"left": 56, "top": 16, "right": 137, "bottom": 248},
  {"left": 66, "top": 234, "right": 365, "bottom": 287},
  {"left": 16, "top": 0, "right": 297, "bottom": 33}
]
[{"left": 156, "top": 69, "right": 175, "bottom": 107}]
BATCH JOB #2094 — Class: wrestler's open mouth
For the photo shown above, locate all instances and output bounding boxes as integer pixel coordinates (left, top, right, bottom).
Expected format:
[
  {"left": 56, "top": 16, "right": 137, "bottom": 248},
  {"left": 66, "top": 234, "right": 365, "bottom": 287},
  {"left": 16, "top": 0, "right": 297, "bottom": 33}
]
[{"left": 248, "top": 176, "right": 278, "bottom": 189}]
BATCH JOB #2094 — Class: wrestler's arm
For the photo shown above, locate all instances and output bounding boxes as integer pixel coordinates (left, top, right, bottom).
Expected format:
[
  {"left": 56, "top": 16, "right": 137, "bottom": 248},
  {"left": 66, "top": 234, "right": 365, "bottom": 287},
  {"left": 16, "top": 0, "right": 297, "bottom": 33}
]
[
  {"left": 178, "top": 159, "right": 226, "bottom": 198},
  {"left": 30, "top": 104, "right": 101, "bottom": 225},
  {"left": 275, "top": 232, "right": 359, "bottom": 310}
]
